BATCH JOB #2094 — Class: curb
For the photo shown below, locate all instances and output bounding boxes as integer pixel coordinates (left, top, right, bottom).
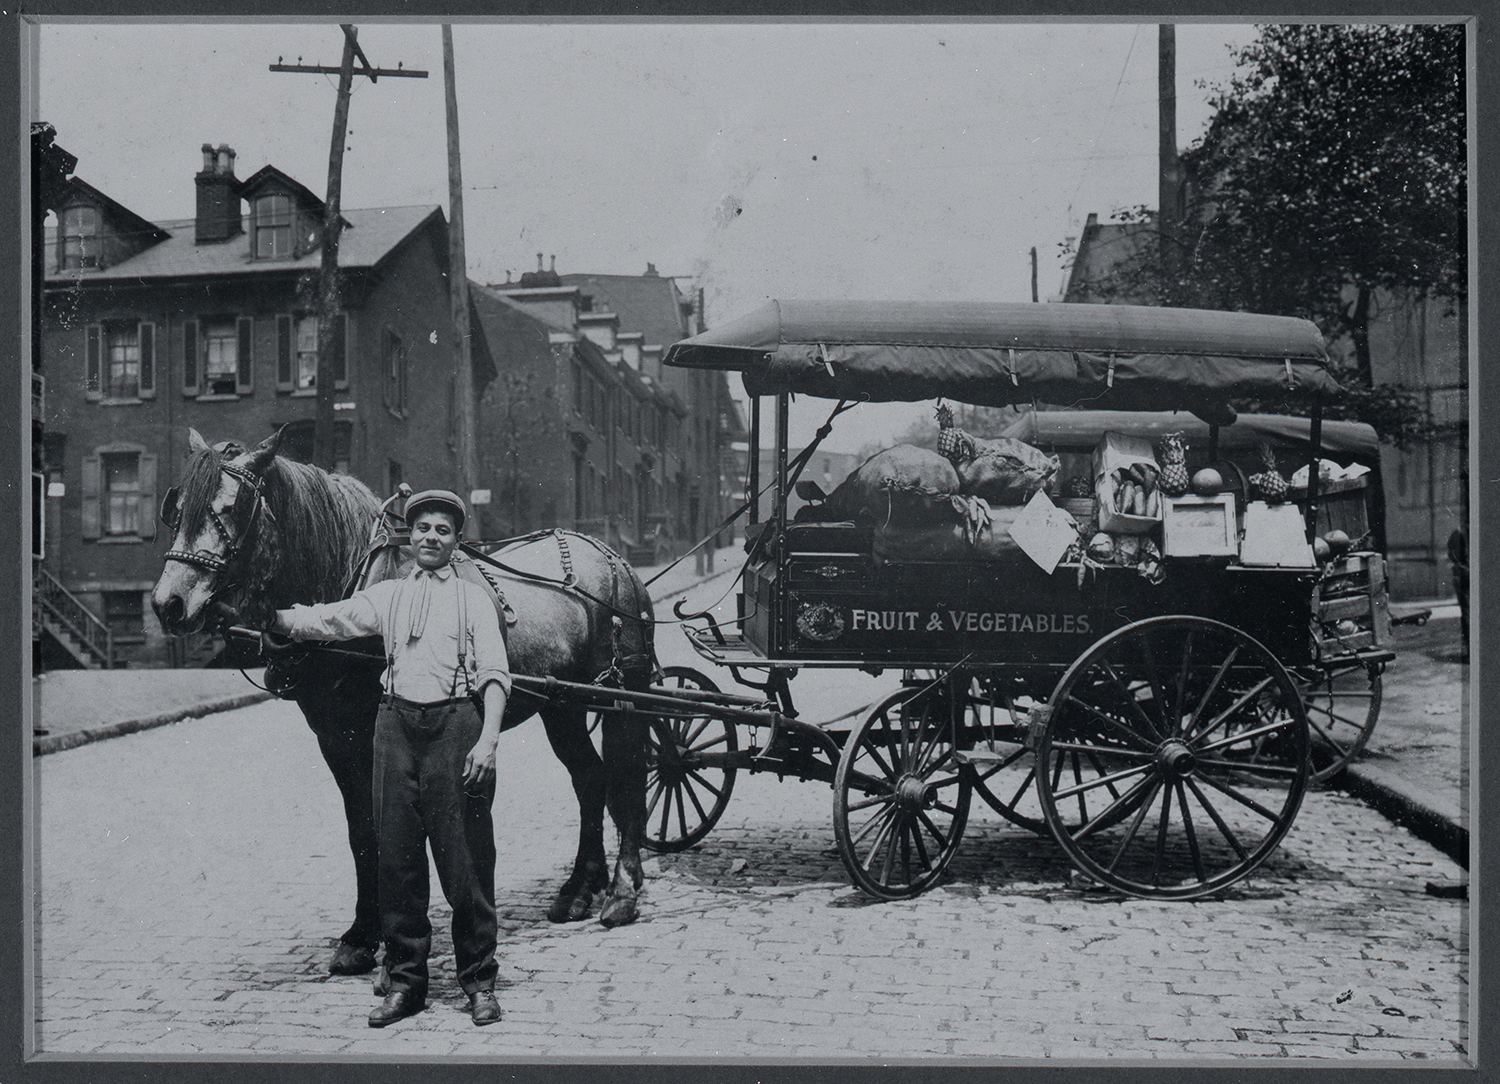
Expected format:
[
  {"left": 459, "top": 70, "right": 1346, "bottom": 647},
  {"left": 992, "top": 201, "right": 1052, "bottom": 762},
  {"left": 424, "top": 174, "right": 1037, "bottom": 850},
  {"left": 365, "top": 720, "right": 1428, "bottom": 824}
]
[
  {"left": 33, "top": 691, "right": 276, "bottom": 757},
  {"left": 1337, "top": 762, "right": 1468, "bottom": 870}
]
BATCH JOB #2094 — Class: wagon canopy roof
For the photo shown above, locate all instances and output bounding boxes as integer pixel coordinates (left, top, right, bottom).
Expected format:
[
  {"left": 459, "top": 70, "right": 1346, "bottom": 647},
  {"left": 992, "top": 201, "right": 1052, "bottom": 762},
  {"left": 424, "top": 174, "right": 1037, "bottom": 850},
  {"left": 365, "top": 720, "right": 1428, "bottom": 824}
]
[
  {"left": 663, "top": 300, "right": 1339, "bottom": 421},
  {"left": 1000, "top": 410, "right": 1378, "bottom": 463}
]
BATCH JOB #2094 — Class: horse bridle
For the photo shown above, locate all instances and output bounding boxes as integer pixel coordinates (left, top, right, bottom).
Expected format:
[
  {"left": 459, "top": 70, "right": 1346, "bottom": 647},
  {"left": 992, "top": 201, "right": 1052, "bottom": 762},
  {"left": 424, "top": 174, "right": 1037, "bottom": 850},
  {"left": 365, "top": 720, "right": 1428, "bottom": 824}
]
[{"left": 161, "top": 460, "right": 268, "bottom": 579}]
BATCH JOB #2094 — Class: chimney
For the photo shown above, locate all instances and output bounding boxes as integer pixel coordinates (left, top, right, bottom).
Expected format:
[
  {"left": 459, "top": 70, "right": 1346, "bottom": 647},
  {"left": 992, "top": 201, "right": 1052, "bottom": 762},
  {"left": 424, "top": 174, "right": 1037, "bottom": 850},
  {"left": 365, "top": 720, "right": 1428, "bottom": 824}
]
[
  {"left": 195, "top": 142, "right": 243, "bottom": 244},
  {"left": 645, "top": 262, "right": 658, "bottom": 277}
]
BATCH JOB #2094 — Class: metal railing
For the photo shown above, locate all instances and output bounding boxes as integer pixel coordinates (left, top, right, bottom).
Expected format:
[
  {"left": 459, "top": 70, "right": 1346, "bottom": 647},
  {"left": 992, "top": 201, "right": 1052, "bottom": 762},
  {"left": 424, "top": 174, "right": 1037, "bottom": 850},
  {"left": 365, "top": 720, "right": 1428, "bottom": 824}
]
[{"left": 33, "top": 560, "right": 113, "bottom": 668}]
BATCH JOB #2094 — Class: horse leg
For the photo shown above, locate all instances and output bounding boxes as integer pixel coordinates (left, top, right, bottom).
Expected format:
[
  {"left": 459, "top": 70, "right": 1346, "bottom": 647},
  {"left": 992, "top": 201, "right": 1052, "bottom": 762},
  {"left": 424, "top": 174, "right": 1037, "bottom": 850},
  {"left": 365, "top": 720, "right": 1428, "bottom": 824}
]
[
  {"left": 598, "top": 693, "right": 650, "bottom": 929},
  {"left": 301, "top": 680, "right": 382, "bottom": 971},
  {"left": 539, "top": 705, "right": 610, "bottom": 923}
]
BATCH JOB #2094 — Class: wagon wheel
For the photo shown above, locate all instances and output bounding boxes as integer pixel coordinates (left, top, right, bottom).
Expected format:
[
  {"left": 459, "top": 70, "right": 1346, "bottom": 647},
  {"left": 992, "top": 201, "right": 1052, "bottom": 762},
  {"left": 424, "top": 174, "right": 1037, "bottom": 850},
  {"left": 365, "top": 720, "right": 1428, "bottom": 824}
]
[
  {"left": 1295, "top": 658, "right": 1383, "bottom": 783},
  {"left": 642, "top": 667, "right": 738, "bottom": 853},
  {"left": 1036, "top": 616, "right": 1309, "bottom": 900},
  {"left": 833, "top": 685, "right": 972, "bottom": 899},
  {"left": 964, "top": 682, "right": 1141, "bottom": 836}
]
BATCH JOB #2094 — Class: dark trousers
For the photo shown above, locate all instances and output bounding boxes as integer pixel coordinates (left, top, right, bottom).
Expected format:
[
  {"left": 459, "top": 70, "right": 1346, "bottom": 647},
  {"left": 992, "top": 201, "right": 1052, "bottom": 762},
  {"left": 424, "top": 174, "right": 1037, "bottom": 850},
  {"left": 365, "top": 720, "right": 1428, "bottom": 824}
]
[{"left": 374, "top": 695, "right": 498, "bottom": 998}]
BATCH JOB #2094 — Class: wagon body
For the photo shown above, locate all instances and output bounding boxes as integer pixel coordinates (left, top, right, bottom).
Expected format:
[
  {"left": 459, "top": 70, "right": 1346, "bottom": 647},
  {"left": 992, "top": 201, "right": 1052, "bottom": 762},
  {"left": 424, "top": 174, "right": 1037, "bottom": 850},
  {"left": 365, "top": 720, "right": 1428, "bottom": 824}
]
[{"left": 636, "top": 301, "right": 1389, "bottom": 901}]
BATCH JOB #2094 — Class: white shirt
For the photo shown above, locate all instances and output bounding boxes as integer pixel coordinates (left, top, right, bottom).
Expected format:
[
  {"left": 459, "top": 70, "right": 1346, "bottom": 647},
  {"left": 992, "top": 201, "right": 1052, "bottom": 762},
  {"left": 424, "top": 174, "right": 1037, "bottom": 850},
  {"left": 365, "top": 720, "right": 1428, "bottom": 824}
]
[{"left": 278, "top": 563, "right": 511, "bottom": 703}]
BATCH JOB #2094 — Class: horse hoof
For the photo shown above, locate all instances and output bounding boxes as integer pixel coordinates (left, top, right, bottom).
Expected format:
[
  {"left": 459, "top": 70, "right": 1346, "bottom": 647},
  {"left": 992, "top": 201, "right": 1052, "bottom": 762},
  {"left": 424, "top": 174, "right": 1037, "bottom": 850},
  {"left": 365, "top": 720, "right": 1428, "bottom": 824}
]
[
  {"left": 599, "top": 896, "right": 638, "bottom": 928},
  {"left": 547, "top": 894, "right": 593, "bottom": 923},
  {"left": 329, "top": 942, "right": 377, "bottom": 975}
]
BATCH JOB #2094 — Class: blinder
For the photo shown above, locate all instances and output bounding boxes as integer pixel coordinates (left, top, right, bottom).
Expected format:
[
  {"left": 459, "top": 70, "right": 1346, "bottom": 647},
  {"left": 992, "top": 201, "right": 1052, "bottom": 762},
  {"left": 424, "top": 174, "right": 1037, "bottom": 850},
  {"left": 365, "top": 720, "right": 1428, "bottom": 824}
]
[{"left": 159, "top": 486, "right": 182, "bottom": 530}]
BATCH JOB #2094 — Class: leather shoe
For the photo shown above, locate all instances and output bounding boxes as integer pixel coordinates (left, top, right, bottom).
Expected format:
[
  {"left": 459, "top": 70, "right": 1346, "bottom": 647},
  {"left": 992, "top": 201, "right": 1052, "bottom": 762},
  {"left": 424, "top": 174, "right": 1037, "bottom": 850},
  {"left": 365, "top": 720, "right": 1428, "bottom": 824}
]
[
  {"left": 329, "top": 942, "right": 378, "bottom": 976},
  {"left": 368, "top": 990, "right": 425, "bottom": 1028},
  {"left": 469, "top": 990, "right": 501, "bottom": 1026}
]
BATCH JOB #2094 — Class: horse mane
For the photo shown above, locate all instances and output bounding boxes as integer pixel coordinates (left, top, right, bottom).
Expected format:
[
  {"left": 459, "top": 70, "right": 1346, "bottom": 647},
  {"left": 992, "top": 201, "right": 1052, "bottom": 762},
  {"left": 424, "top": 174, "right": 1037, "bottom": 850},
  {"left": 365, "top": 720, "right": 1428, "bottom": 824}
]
[{"left": 181, "top": 446, "right": 380, "bottom": 626}]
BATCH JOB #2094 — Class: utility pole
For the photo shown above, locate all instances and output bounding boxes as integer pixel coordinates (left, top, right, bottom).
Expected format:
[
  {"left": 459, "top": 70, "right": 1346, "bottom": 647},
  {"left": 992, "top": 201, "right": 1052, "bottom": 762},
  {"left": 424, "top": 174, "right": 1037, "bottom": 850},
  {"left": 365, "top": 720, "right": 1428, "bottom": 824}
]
[
  {"left": 443, "top": 25, "right": 479, "bottom": 512},
  {"left": 271, "top": 27, "right": 427, "bottom": 471},
  {"left": 1158, "top": 24, "right": 1182, "bottom": 283},
  {"left": 1030, "top": 246, "right": 1039, "bottom": 302}
]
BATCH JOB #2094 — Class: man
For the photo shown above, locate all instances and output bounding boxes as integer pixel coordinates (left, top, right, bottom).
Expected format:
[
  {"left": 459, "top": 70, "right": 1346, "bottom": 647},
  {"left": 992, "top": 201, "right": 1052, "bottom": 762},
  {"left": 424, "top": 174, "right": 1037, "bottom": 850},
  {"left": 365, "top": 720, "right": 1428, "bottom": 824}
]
[{"left": 274, "top": 490, "right": 508, "bottom": 1028}]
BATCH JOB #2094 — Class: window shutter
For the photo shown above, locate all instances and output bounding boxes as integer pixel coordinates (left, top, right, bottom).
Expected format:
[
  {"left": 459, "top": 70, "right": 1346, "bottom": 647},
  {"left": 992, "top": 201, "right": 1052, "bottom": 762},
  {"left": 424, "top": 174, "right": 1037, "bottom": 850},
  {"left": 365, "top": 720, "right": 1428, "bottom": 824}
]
[
  {"left": 332, "top": 312, "right": 348, "bottom": 387},
  {"left": 276, "top": 314, "right": 293, "bottom": 389},
  {"left": 137, "top": 453, "right": 157, "bottom": 541},
  {"left": 80, "top": 454, "right": 102, "bottom": 540},
  {"left": 85, "top": 324, "right": 101, "bottom": 399},
  {"left": 182, "top": 319, "right": 199, "bottom": 395},
  {"left": 138, "top": 322, "right": 156, "bottom": 397},
  {"left": 236, "top": 316, "right": 254, "bottom": 394}
]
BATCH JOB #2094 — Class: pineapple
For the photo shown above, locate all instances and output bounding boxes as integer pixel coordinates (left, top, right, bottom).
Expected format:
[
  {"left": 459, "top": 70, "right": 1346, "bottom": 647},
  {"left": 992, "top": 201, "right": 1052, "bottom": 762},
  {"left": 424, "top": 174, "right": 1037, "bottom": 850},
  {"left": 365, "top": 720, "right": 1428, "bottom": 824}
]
[
  {"left": 1249, "top": 442, "right": 1289, "bottom": 503},
  {"left": 935, "top": 401, "right": 969, "bottom": 462},
  {"left": 1157, "top": 433, "right": 1190, "bottom": 496}
]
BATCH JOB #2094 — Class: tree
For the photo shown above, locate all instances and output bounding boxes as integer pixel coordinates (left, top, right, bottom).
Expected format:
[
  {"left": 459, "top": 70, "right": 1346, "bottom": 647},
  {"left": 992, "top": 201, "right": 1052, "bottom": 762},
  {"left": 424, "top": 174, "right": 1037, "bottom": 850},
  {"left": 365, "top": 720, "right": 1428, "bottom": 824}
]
[{"left": 1077, "top": 23, "right": 1465, "bottom": 443}]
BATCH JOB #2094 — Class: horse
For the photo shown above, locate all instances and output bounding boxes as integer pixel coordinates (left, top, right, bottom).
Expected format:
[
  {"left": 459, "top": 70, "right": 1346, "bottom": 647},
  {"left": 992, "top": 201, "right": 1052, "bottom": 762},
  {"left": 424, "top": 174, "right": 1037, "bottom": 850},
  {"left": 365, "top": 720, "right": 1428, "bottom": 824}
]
[{"left": 150, "top": 427, "right": 656, "bottom": 977}]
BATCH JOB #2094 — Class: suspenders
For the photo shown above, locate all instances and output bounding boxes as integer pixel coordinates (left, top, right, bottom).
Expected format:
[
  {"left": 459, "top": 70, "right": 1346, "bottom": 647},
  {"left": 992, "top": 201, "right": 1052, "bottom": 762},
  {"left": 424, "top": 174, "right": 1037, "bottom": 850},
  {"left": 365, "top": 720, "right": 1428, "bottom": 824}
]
[{"left": 381, "top": 568, "right": 477, "bottom": 702}]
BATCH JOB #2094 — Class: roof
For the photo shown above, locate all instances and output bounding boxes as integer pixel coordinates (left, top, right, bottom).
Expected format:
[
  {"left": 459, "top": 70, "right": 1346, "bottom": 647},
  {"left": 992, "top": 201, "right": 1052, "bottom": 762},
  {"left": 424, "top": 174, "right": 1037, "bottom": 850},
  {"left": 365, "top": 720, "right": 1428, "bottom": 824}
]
[
  {"left": 59, "top": 177, "right": 171, "bottom": 246},
  {"left": 999, "top": 410, "right": 1379, "bottom": 463},
  {"left": 560, "top": 272, "right": 690, "bottom": 349},
  {"left": 44, "top": 204, "right": 444, "bottom": 284},
  {"left": 664, "top": 299, "right": 1339, "bottom": 422}
]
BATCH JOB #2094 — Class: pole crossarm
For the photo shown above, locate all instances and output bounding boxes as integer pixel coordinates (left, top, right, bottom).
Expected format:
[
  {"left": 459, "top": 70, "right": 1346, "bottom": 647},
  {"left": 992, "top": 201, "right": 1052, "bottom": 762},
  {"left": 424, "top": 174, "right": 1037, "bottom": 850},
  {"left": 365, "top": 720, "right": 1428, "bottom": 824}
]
[{"left": 270, "top": 63, "right": 427, "bottom": 78}]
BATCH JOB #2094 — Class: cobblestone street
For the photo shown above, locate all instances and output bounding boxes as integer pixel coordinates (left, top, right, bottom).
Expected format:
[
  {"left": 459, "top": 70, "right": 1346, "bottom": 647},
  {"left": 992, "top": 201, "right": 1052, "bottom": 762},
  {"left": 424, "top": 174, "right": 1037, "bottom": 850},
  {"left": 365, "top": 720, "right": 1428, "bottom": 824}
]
[{"left": 35, "top": 690, "right": 1468, "bottom": 1062}]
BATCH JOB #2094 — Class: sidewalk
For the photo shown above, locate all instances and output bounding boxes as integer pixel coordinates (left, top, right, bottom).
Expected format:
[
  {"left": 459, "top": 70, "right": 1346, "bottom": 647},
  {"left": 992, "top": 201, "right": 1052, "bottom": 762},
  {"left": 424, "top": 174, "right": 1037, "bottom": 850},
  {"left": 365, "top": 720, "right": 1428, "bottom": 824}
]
[
  {"left": 31, "top": 552, "right": 739, "bottom": 757},
  {"left": 1335, "top": 600, "right": 1469, "bottom": 871}
]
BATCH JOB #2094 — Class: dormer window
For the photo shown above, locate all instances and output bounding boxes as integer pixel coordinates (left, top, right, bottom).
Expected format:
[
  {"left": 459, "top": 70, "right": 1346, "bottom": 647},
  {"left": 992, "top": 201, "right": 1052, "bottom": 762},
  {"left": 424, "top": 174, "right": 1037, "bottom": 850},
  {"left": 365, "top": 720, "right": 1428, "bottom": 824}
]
[
  {"left": 59, "top": 205, "right": 101, "bottom": 270},
  {"left": 253, "top": 194, "right": 293, "bottom": 257}
]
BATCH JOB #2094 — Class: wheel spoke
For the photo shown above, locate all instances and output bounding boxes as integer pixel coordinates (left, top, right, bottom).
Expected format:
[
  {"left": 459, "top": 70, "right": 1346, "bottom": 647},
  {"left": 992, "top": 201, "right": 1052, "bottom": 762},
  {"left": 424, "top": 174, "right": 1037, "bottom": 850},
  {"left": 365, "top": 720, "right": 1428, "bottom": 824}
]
[
  {"left": 1048, "top": 740, "right": 1153, "bottom": 760},
  {"left": 1193, "top": 769, "right": 1287, "bottom": 823},
  {"left": 1099, "top": 658, "right": 1166, "bottom": 737},
  {"left": 1181, "top": 644, "right": 1240, "bottom": 738},
  {"left": 1061, "top": 694, "right": 1159, "bottom": 752},
  {"left": 1185, "top": 674, "right": 1277, "bottom": 745},
  {"left": 1049, "top": 759, "right": 1154, "bottom": 803},
  {"left": 1175, "top": 780, "right": 1208, "bottom": 886},
  {"left": 1074, "top": 775, "right": 1155, "bottom": 843},
  {"left": 1184, "top": 777, "right": 1249, "bottom": 861},
  {"left": 1196, "top": 716, "right": 1299, "bottom": 756},
  {"left": 1196, "top": 756, "right": 1304, "bottom": 780},
  {"left": 1150, "top": 782, "right": 1175, "bottom": 887},
  {"left": 1105, "top": 779, "right": 1162, "bottom": 874}
]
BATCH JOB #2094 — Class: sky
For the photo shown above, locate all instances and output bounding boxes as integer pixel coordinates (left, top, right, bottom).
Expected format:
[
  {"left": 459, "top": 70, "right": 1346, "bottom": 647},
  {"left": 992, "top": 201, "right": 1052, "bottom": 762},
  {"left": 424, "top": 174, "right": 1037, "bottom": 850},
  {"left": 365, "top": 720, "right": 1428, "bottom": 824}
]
[{"left": 34, "top": 20, "right": 1262, "bottom": 451}]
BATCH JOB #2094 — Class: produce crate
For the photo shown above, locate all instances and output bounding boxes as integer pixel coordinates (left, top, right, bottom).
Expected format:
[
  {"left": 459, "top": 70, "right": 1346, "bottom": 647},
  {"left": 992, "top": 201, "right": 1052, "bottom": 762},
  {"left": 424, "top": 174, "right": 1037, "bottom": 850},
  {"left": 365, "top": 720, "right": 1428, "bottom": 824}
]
[
  {"left": 1296, "top": 476, "right": 1371, "bottom": 544},
  {"left": 1093, "top": 432, "right": 1162, "bottom": 535},
  {"left": 1312, "top": 551, "right": 1391, "bottom": 654},
  {"left": 1161, "top": 493, "right": 1237, "bottom": 557}
]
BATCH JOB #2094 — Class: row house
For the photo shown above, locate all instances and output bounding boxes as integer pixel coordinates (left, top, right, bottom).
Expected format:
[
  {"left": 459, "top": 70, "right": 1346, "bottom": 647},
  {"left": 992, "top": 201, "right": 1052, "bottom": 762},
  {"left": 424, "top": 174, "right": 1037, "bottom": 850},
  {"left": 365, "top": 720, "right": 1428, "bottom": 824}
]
[
  {"left": 474, "top": 262, "right": 745, "bottom": 564},
  {"left": 40, "top": 143, "right": 468, "bottom": 668}
]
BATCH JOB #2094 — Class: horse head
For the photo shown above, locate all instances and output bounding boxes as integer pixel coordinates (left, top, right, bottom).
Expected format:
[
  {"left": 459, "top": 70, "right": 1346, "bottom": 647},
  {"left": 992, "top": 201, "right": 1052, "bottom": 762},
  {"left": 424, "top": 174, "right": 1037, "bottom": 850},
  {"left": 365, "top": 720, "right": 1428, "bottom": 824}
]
[{"left": 151, "top": 427, "right": 282, "bottom": 636}]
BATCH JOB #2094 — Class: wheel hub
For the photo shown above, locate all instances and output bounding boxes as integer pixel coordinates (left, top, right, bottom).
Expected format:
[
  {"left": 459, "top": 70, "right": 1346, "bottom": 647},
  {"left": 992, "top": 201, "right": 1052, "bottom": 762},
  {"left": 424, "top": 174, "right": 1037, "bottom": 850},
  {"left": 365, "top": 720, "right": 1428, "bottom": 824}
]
[
  {"left": 895, "top": 774, "right": 930, "bottom": 812},
  {"left": 1156, "top": 739, "right": 1197, "bottom": 779}
]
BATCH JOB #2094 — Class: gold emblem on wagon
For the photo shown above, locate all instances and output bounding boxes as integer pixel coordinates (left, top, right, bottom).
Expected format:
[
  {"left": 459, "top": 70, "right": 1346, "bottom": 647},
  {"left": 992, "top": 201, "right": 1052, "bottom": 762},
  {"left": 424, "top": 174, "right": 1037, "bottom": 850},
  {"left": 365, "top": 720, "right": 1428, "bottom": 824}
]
[{"left": 795, "top": 601, "right": 846, "bottom": 642}]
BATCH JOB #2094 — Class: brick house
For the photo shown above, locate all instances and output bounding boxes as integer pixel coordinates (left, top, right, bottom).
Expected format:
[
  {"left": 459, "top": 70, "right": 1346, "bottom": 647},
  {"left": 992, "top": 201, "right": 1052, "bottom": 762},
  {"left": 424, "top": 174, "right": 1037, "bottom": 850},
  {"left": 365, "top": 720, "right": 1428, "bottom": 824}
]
[
  {"left": 40, "top": 143, "right": 469, "bottom": 667},
  {"left": 472, "top": 261, "right": 744, "bottom": 563}
]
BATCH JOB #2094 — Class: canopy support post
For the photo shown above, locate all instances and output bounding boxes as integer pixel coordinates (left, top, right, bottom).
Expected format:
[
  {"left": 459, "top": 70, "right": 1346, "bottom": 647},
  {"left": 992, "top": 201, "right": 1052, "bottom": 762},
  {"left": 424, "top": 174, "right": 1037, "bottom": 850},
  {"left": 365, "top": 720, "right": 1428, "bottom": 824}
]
[
  {"left": 1306, "top": 399, "right": 1324, "bottom": 544},
  {"left": 748, "top": 396, "right": 761, "bottom": 527}
]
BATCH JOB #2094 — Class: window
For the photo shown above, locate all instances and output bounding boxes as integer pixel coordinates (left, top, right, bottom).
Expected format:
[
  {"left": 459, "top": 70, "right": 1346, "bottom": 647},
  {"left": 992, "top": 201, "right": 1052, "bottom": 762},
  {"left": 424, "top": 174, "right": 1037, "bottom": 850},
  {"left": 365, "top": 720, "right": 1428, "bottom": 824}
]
[
  {"left": 103, "top": 591, "right": 144, "bottom": 640},
  {"left": 253, "top": 194, "right": 293, "bottom": 258},
  {"left": 388, "top": 459, "right": 403, "bottom": 497},
  {"left": 187, "top": 317, "right": 253, "bottom": 397},
  {"left": 85, "top": 320, "right": 155, "bottom": 401},
  {"left": 59, "top": 206, "right": 101, "bottom": 270},
  {"left": 383, "top": 328, "right": 407, "bottom": 416},
  {"left": 81, "top": 444, "right": 156, "bottom": 542},
  {"left": 276, "top": 312, "right": 346, "bottom": 392}
]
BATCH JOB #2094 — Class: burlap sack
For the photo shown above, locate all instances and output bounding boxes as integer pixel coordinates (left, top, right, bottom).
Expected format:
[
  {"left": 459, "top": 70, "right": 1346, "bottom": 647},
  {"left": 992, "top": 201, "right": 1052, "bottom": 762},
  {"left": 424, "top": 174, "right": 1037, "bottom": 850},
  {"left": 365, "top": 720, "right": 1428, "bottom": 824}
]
[
  {"left": 947, "top": 432, "right": 1059, "bottom": 506},
  {"left": 826, "top": 444, "right": 961, "bottom": 528}
]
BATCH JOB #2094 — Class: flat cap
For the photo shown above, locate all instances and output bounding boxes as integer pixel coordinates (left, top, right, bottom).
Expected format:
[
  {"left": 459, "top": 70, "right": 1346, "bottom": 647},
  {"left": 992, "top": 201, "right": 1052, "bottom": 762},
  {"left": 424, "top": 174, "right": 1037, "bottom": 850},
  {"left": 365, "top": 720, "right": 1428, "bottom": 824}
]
[{"left": 404, "top": 489, "right": 467, "bottom": 532}]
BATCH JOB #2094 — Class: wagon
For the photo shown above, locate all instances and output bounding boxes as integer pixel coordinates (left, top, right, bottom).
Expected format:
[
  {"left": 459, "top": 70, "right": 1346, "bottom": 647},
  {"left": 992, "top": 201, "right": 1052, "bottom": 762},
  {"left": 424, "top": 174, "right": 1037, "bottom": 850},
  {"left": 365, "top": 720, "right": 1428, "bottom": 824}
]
[{"left": 626, "top": 299, "right": 1400, "bottom": 902}]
